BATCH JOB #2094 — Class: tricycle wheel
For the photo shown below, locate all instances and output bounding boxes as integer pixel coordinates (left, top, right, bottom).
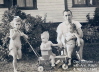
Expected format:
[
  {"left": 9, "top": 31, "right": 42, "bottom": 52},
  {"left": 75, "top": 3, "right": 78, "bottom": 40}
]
[
  {"left": 38, "top": 66, "right": 44, "bottom": 72},
  {"left": 62, "top": 64, "right": 68, "bottom": 70}
]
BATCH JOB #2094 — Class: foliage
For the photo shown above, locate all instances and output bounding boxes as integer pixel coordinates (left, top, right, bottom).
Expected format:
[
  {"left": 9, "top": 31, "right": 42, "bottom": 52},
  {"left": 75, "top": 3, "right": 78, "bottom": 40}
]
[
  {"left": 83, "top": 43, "right": 99, "bottom": 61},
  {"left": 0, "top": 5, "right": 99, "bottom": 62},
  {"left": 83, "top": 25, "right": 99, "bottom": 43},
  {"left": 0, "top": 45, "right": 9, "bottom": 61},
  {"left": 0, "top": 5, "right": 59, "bottom": 61},
  {"left": 84, "top": 7, "right": 99, "bottom": 43},
  {"left": 86, "top": 7, "right": 99, "bottom": 26},
  {"left": 0, "top": 5, "right": 47, "bottom": 61}
]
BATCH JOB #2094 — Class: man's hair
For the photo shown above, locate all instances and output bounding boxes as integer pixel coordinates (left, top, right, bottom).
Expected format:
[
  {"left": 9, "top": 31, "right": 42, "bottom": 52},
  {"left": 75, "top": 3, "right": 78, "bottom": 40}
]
[{"left": 63, "top": 9, "right": 72, "bottom": 15}]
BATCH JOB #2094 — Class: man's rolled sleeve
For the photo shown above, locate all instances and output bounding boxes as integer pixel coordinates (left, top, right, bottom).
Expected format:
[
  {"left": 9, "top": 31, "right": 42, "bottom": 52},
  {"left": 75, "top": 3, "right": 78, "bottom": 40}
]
[{"left": 74, "top": 21, "right": 82, "bottom": 29}]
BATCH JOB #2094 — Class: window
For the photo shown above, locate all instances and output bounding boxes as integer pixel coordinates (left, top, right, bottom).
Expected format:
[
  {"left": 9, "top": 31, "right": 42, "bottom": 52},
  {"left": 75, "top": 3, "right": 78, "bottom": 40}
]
[
  {"left": 13, "top": 0, "right": 37, "bottom": 10},
  {"left": 72, "top": 0, "right": 97, "bottom": 7},
  {"left": 0, "top": 0, "right": 8, "bottom": 8}
]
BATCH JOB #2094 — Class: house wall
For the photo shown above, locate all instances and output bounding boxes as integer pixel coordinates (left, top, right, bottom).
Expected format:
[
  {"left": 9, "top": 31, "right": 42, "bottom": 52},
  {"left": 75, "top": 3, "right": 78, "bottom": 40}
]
[
  {"left": 67, "top": 0, "right": 96, "bottom": 23},
  {"left": 0, "top": 0, "right": 65, "bottom": 23},
  {"left": 0, "top": 0, "right": 95, "bottom": 23},
  {"left": 22, "top": 0, "right": 65, "bottom": 23}
]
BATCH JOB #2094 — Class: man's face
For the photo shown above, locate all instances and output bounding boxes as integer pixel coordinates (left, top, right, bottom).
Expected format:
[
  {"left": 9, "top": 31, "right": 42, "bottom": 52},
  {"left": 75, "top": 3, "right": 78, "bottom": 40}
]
[{"left": 63, "top": 11, "right": 72, "bottom": 22}]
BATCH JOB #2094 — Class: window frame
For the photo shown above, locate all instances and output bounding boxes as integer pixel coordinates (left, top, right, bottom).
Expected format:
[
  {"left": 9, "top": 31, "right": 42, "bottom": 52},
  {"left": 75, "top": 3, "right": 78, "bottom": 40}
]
[
  {"left": 72, "top": 0, "right": 97, "bottom": 7},
  {"left": 0, "top": 0, "right": 8, "bottom": 8},
  {"left": 13, "top": 0, "right": 37, "bottom": 10}
]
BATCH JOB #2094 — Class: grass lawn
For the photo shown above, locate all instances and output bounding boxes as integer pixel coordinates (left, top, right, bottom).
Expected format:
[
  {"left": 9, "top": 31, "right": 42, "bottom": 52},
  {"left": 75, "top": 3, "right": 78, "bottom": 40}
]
[
  {"left": 0, "top": 43, "right": 99, "bottom": 72},
  {"left": 83, "top": 43, "right": 99, "bottom": 61},
  {"left": 0, "top": 59, "right": 38, "bottom": 72},
  {"left": 0, "top": 58, "right": 74, "bottom": 72}
]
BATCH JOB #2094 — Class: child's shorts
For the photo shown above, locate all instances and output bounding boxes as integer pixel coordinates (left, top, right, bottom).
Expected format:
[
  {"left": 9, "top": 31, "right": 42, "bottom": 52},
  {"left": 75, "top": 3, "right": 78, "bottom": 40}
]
[{"left": 41, "top": 50, "right": 56, "bottom": 60}]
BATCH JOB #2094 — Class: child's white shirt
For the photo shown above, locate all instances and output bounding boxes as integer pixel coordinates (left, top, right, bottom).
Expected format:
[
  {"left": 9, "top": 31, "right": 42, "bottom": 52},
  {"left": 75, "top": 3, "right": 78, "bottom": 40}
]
[{"left": 40, "top": 41, "right": 52, "bottom": 51}]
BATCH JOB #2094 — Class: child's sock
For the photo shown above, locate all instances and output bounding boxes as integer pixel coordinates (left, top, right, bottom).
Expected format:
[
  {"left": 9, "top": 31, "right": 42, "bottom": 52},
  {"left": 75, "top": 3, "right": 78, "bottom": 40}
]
[
  {"left": 14, "top": 69, "right": 17, "bottom": 72},
  {"left": 17, "top": 55, "right": 19, "bottom": 60},
  {"left": 51, "top": 63, "right": 55, "bottom": 67}
]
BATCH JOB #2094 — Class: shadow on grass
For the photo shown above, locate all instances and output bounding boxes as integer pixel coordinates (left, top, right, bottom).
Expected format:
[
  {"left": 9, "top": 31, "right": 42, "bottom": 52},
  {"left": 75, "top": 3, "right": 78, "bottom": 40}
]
[{"left": 83, "top": 43, "right": 99, "bottom": 61}]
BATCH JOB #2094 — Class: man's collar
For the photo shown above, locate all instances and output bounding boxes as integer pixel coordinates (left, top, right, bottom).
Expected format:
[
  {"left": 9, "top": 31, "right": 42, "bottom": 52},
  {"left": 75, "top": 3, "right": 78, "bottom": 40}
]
[{"left": 63, "top": 20, "right": 74, "bottom": 25}]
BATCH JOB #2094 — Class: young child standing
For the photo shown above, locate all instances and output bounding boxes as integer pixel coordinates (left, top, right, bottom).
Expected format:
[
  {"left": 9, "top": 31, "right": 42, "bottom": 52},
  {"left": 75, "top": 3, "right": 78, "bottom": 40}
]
[
  {"left": 65, "top": 24, "right": 81, "bottom": 65},
  {"left": 40, "top": 31, "right": 59, "bottom": 68},
  {"left": 9, "top": 16, "right": 28, "bottom": 72}
]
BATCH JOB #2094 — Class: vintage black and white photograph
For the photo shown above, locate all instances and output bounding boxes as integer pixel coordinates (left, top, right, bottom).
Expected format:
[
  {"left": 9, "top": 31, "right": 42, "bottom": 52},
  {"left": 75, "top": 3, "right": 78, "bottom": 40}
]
[{"left": 0, "top": 0, "right": 99, "bottom": 72}]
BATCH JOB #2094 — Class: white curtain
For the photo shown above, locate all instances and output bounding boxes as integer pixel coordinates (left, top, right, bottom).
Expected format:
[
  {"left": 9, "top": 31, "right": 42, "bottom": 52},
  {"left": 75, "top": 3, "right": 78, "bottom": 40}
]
[
  {"left": 74, "top": 0, "right": 86, "bottom": 4},
  {"left": 0, "top": 0, "right": 4, "bottom": 4},
  {"left": 89, "top": 0, "right": 93, "bottom": 5},
  {"left": 17, "top": 0, "right": 25, "bottom": 7},
  {"left": 26, "top": 0, "right": 33, "bottom": 7},
  {"left": 80, "top": 0, "right": 85, "bottom": 4},
  {"left": 74, "top": 0, "right": 78, "bottom": 4}
]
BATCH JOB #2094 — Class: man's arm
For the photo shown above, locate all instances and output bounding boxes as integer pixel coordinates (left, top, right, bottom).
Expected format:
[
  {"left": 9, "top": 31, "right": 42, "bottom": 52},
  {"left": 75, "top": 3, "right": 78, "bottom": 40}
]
[
  {"left": 56, "top": 25, "right": 63, "bottom": 48},
  {"left": 69, "top": 28, "right": 83, "bottom": 39},
  {"left": 73, "top": 33, "right": 81, "bottom": 46},
  {"left": 57, "top": 32, "right": 62, "bottom": 44},
  {"left": 57, "top": 32, "right": 63, "bottom": 47},
  {"left": 76, "top": 28, "right": 83, "bottom": 38},
  {"left": 74, "top": 21, "right": 83, "bottom": 38}
]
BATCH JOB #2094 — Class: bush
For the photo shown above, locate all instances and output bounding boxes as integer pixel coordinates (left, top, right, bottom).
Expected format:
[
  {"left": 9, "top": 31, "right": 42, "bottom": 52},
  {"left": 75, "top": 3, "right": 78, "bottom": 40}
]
[
  {"left": 84, "top": 7, "right": 99, "bottom": 43},
  {"left": 0, "top": 45, "right": 9, "bottom": 61},
  {"left": 0, "top": 5, "right": 45, "bottom": 61},
  {"left": 83, "top": 25, "right": 99, "bottom": 43},
  {"left": 0, "top": 5, "right": 59, "bottom": 61},
  {"left": 86, "top": 7, "right": 99, "bottom": 26}
]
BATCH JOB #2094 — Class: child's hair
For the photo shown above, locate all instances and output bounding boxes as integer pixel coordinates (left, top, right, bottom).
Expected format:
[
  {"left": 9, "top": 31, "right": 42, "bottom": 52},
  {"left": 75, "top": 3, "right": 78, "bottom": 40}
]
[
  {"left": 10, "top": 16, "right": 22, "bottom": 28},
  {"left": 70, "top": 24, "right": 76, "bottom": 30},
  {"left": 41, "top": 31, "right": 49, "bottom": 39},
  {"left": 13, "top": 16, "right": 21, "bottom": 22}
]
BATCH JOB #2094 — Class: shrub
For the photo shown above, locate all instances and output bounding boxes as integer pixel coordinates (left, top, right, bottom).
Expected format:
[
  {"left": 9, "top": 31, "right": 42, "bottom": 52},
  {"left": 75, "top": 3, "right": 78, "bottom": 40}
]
[
  {"left": 0, "top": 5, "right": 50, "bottom": 61},
  {"left": 0, "top": 45, "right": 9, "bottom": 61},
  {"left": 84, "top": 7, "right": 99, "bottom": 43},
  {"left": 83, "top": 25, "right": 99, "bottom": 43},
  {"left": 0, "top": 5, "right": 59, "bottom": 61},
  {"left": 86, "top": 7, "right": 99, "bottom": 26}
]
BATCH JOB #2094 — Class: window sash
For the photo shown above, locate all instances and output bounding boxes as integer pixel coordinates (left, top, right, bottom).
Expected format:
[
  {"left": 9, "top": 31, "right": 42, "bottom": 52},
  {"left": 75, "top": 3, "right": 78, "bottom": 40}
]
[
  {"left": 88, "top": 0, "right": 97, "bottom": 6},
  {"left": 74, "top": 0, "right": 86, "bottom": 4},
  {"left": 26, "top": 0, "right": 33, "bottom": 7},
  {"left": 0, "top": 0, "right": 4, "bottom": 4},
  {"left": 0, "top": 0, "right": 8, "bottom": 8},
  {"left": 17, "top": 0, "right": 33, "bottom": 7},
  {"left": 0, "top": 0, "right": 4, "bottom": 7},
  {"left": 17, "top": 0, "right": 25, "bottom": 7},
  {"left": 72, "top": 0, "right": 97, "bottom": 7},
  {"left": 16, "top": 0, "right": 37, "bottom": 10}
]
